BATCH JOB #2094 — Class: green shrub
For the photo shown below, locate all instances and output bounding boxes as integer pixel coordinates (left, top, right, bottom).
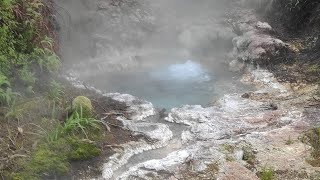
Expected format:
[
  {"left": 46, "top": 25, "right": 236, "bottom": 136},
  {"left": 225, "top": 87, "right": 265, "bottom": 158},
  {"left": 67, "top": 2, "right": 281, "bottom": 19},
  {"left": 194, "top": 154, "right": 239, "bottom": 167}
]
[{"left": 0, "top": 0, "right": 60, "bottom": 81}]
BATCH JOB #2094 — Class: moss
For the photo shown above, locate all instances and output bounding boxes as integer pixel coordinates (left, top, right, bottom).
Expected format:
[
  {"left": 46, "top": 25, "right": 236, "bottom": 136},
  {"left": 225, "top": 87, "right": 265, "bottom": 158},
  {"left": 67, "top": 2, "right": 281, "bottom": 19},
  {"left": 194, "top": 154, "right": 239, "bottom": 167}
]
[
  {"left": 12, "top": 142, "right": 70, "bottom": 180},
  {"left": 27, "top": 144, "right": 70, "bottom": 176},
  {"left": 68, "top": 138, "right": 101, "bottom": 161},
  {"left": 72, "top": 96, "right": 93, "bottom": 117},
  {"left": 11, "top": 135, "right": 101, "bottom": 179}
]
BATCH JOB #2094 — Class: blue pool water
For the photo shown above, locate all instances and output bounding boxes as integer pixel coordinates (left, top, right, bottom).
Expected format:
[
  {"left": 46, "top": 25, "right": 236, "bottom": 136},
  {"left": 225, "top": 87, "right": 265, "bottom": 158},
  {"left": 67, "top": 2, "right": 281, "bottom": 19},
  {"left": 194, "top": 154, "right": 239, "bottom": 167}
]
[{"left": 86, "top": 59, "right": 250, "bottom": 109}]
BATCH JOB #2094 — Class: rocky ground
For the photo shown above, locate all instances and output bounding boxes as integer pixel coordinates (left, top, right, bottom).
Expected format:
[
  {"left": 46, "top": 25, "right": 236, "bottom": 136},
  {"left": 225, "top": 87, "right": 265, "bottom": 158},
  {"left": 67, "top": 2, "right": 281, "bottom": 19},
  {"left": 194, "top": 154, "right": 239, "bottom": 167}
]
[{"left": 62, "top": 1, "right": 320, "bottom": 180}]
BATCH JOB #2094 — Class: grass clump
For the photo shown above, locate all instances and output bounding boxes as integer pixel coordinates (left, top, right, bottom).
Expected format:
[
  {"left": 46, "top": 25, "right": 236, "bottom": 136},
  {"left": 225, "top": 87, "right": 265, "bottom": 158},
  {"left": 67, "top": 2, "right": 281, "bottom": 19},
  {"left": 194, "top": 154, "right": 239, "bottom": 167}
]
[
  {"left": 259, "top": 167, "right": 275, "bottom": 180},
  {"left": 64, "top": 110, "right": 101, "bottom": 138}
]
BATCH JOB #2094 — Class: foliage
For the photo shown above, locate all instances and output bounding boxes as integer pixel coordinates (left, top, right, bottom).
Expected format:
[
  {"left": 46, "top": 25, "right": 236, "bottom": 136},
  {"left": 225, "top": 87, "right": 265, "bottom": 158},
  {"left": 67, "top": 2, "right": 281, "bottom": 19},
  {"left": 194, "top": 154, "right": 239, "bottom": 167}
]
[
  {"left": 64, "top": 109, "right": 101, "bottom": 138},
  {"left": 259, "top": 167, "right": 275, "bottom": 180},
  {"left": 46, "top": 125, "right": 64, "bottom": 143},
  {"left": 0, "top": 88, "right": 19, "bottom": 106},
  {"left": 0, "top": 73, "right": 19, "bottom": 106},
  {"left": 19, "top": 67, "right": 37, "bottom": 86},
  {"left": 47, "top": 80, "right": 64, "bottom": 103},
  {"left": 0, "top": 73, "right": 10, "bottom": 87},
  {"left": 72, "top": 96, "right": 93, "bottom": 118},
  {"left": 0, "top": 0, "right": 60, "bottom": 83}
]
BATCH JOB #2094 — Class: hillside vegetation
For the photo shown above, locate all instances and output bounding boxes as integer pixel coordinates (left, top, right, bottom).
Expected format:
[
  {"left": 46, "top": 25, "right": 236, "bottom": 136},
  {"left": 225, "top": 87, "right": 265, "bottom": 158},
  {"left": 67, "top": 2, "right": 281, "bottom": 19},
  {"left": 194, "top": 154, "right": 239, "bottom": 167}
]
[{"left": 0, "top": 1, "right": 108, "bottom": 179}]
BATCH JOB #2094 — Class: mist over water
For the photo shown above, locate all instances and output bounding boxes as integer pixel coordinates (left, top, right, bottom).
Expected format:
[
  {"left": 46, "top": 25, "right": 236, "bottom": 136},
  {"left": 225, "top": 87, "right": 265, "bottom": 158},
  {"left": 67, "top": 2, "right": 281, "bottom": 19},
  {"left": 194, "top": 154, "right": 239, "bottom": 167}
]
[{"left": 57, "top": 0, "right": 252, "bottom": 108}]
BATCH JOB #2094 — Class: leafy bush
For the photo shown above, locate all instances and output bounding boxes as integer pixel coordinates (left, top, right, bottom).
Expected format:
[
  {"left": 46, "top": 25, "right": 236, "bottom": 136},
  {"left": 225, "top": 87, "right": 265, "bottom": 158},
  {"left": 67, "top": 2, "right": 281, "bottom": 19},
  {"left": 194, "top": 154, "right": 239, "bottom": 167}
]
[{"left": 0, "top": 0, "right": 60, "bottom": 83}]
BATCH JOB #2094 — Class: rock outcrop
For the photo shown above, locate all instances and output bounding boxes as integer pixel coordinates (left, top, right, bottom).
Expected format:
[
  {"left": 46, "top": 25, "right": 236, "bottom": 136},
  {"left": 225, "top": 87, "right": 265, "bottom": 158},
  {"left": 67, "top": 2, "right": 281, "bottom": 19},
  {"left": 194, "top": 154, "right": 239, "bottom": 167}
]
[{"left": 228, "top": 6, "right": 289, "bottom": 70}]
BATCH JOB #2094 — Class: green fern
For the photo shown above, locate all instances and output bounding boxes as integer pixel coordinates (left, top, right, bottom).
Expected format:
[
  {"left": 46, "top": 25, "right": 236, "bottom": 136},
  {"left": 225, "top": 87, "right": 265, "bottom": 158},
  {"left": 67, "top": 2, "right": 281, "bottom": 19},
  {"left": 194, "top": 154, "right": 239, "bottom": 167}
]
[
  {"left": 47, "top": 80, "right": 64, "bottom": 103},
  {"left": 0, "top": 88, "right": 20, "bottom": 106},
  {"left": 0, "top": 74, "right": 10, "bottom": 87}
]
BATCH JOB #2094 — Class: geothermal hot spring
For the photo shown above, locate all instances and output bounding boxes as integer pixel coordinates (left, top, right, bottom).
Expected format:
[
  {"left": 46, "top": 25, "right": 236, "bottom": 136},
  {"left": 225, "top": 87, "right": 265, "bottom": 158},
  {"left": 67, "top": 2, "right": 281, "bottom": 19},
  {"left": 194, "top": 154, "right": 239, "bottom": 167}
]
[{"left": 58, "top": 0, "right": 252, "bottom": 108}]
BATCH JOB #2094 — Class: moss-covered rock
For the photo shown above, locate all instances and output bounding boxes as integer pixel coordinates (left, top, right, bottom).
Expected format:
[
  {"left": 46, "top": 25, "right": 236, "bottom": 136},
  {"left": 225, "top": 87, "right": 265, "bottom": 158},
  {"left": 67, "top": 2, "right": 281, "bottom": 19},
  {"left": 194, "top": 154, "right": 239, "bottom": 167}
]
[
  {"left": 72, "top": 96, "right": 93, "bottom": 117},
  {"left": 29, "top": 147, "right": 69, "bottom": 175},
  {"left": 10, "top": 136, "right": 102, "bottom": 179},
  {"left": 68, "top": 139, "right": 101, "bottom": 161},
  {"left": 16, "top": 143, "right": 70, "bottom": 179}
]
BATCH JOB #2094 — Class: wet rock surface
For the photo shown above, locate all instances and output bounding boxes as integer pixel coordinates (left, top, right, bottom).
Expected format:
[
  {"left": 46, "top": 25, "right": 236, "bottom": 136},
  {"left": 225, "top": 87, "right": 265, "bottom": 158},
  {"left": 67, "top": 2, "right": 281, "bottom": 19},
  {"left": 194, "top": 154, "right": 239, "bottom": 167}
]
[{"left": 93, "top": 67, "right": 319, "bottom": 179}]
